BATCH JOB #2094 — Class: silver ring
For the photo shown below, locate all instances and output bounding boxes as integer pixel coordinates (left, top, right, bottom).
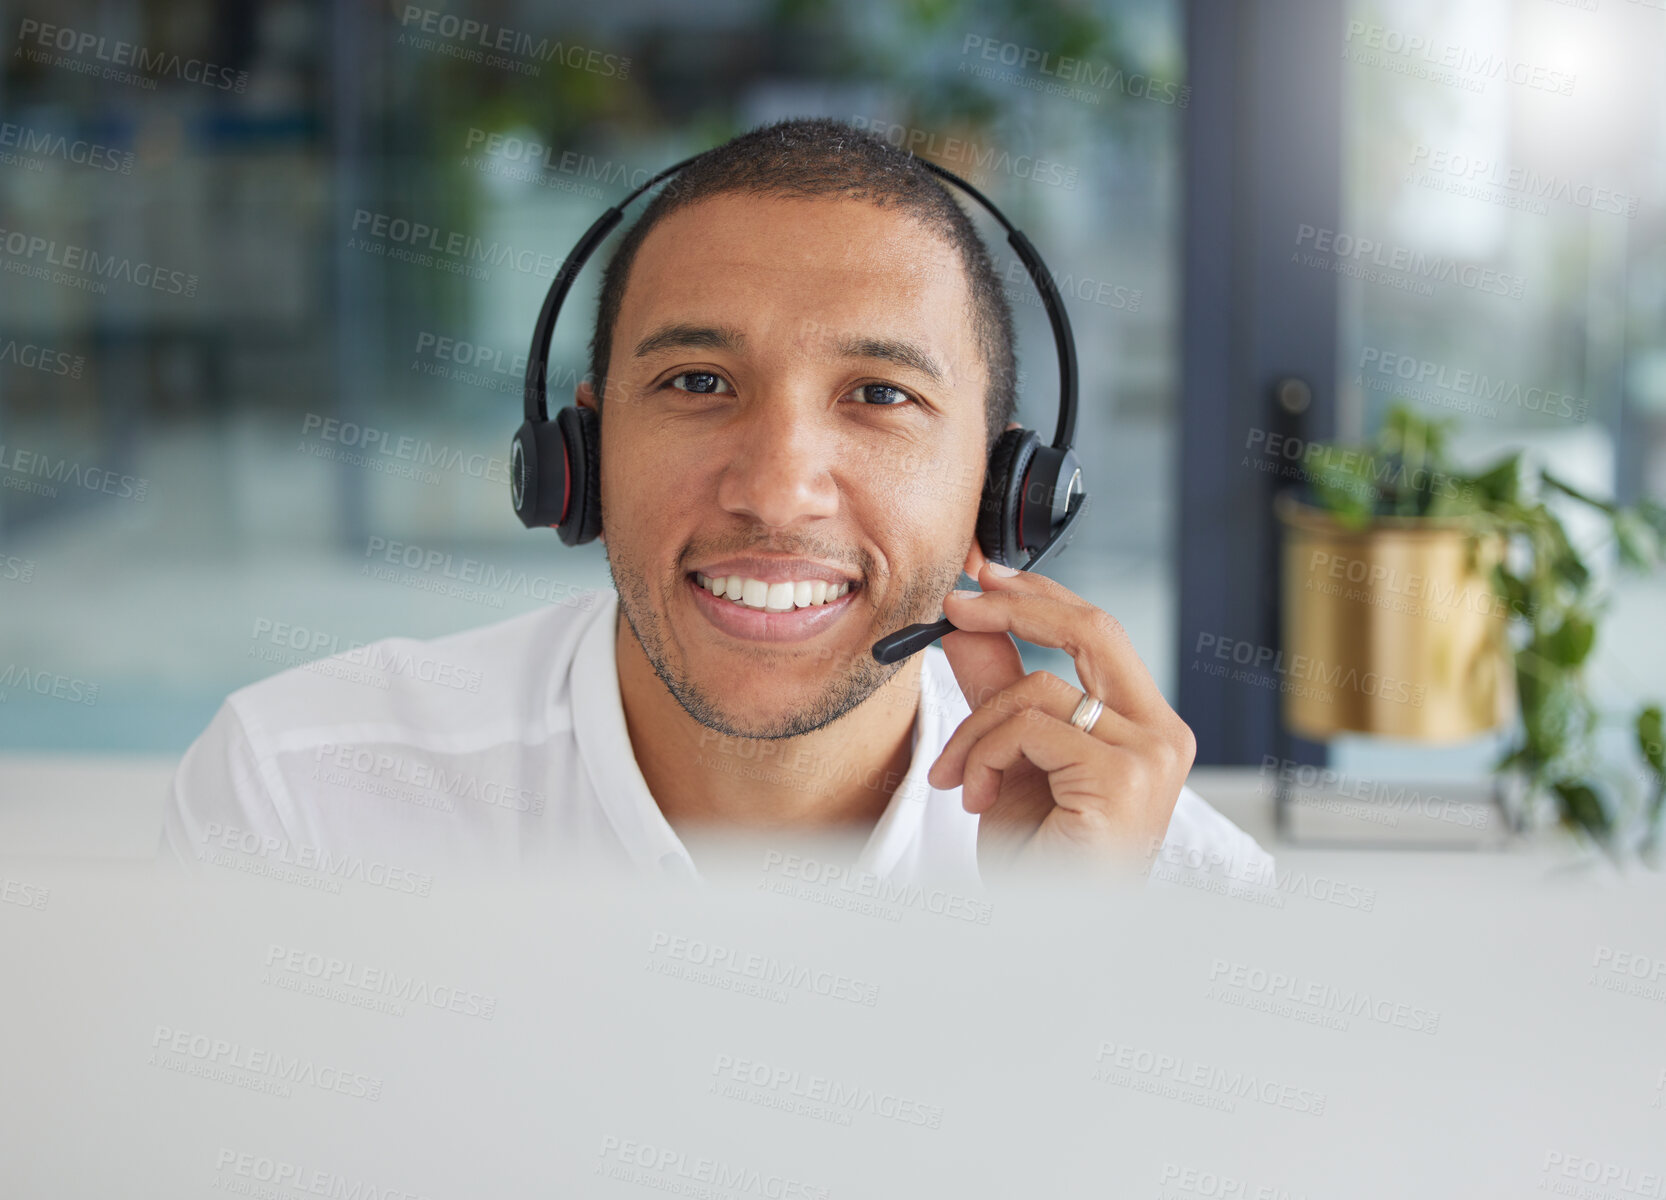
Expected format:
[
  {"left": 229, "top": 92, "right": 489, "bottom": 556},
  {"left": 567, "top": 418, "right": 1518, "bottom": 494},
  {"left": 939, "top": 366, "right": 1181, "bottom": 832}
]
[{"left": 1069, "top": 692, "right": 1105, "bottom": 735}]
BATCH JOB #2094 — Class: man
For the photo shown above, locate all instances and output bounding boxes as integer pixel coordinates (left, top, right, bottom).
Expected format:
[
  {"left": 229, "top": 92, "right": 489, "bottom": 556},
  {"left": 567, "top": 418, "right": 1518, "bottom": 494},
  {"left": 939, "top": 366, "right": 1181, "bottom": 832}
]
[{"left": 162, "top": 118, "right": 1272, "bottom": 892}]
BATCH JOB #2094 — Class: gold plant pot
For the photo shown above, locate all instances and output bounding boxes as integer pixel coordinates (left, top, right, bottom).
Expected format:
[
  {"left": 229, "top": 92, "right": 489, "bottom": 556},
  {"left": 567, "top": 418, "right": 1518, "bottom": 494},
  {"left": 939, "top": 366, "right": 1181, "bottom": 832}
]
[{"left": 1275, "top": 493, "right": 1516, "bottom": 742}]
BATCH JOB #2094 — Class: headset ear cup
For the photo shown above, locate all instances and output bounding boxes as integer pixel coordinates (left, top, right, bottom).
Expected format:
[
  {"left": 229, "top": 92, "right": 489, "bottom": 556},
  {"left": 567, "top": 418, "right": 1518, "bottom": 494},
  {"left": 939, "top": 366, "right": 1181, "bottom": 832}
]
[
  {"left": 555, "top": 405, "right": 603, "bottom": 545},
  {"left": 977, "top": 428, "right": 1040, "bottom": 568}
]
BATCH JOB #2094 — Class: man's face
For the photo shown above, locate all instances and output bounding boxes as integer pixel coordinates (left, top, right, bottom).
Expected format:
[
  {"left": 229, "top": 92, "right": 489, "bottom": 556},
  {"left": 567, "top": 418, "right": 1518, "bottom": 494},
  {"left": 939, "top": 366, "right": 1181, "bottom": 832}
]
[{"left": 588, "top": 192, "right": 990, "bottom": 739}]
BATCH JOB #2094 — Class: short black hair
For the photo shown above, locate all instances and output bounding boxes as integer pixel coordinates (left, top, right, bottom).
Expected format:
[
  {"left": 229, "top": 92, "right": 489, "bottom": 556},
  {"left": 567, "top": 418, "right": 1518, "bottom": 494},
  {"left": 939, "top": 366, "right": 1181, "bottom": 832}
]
[{"left": 585, "top": 116, "right": 1018, "bottom": 454}]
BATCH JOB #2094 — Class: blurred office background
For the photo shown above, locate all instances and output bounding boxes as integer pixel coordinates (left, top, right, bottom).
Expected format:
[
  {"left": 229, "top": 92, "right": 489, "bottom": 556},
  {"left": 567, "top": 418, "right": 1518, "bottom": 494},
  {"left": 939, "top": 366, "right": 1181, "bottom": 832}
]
[{"left": 1, "top": 0, "right": 1663, "bottom": 834}]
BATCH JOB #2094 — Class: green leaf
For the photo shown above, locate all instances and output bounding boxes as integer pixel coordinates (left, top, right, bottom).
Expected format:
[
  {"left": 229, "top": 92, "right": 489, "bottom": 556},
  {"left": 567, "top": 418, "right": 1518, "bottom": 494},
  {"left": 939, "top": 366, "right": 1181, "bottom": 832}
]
[
  {"left": 1542, "top": 470, "right": 1616, "bottom": 515},
  {"left": 1553, "top": 780, "right": 1611, "bottom": 836},
  {"left": 1639, "top": 706, "right": 1666, "bottom": 778},
  {"left": 1615, "top": 509, "right": 1661, "bottom": 569},
  {"left": 1542, "top": 611, "right": 1596, "bottom": 667},
  {"left": 1378, "top": 402, "right": 1455, "bottom": 462},
  {"left": 1491, "top": 566, "right": 1532, "bottom": 622},
  {"left": 1468, "top": 454, "right": 1523, "bottom": 506},
  {"left": 1637, "top": 499, "right": 1666, "bottom": 541},
  {"left": 1308, "top": 456, "right": 1378, "bottom": 528}
]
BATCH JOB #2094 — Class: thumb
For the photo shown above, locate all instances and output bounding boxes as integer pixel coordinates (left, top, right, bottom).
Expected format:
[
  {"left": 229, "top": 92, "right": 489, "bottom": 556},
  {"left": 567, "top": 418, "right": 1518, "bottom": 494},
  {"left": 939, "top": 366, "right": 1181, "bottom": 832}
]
[{"left": 938, "top": 612, "right": 1026, "bottom": 713}]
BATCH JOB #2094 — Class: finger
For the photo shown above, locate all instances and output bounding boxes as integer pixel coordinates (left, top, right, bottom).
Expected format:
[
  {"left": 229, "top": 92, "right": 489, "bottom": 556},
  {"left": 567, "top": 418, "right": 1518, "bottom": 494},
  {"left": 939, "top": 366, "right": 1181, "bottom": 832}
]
[
  {"left": 936, "top": 620, "right": 1026, "bottom": 720},
  {"left": 960, "top": 708, "right": 1125, "bottom": 816},
  {"left": 941, "top": 563, "right": 1168, "bottom": 720},
  {"left": 929, "top": 671, "right": 1140, "bottom": 789}
]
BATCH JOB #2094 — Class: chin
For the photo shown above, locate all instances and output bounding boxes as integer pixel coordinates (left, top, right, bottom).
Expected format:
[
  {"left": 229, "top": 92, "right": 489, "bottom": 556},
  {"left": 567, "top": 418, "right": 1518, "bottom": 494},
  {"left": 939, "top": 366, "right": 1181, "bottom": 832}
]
[{"left": 703, "top": 685, "right": 811, "bottom": 726}]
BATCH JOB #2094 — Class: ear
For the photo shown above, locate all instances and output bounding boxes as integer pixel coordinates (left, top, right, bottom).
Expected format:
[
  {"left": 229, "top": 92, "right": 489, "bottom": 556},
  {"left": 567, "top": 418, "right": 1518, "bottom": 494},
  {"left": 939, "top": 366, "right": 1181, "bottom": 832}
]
[
  {"left": 573, "top": 378, "right": 605, "bottom": 545},
  {"left": 960, "top": 420, "right": 1024, "bottom": 578}
]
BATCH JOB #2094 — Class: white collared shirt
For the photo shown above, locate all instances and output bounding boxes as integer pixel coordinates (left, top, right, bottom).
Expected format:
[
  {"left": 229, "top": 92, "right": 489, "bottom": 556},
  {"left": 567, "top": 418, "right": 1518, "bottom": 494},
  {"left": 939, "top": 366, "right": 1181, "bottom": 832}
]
[{"left": 160, "top": 589, "right": 1273, "bottom": 888}]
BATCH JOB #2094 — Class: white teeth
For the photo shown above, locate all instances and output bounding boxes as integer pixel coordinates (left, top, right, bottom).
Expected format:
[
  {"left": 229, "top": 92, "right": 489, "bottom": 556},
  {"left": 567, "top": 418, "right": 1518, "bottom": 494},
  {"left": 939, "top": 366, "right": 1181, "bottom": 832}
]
[
  {"left": 765, "top": 581, "right": 795, "bottom": 611},
  {"left": 696, "top": 572, "right": 854, "bottom": 612}
]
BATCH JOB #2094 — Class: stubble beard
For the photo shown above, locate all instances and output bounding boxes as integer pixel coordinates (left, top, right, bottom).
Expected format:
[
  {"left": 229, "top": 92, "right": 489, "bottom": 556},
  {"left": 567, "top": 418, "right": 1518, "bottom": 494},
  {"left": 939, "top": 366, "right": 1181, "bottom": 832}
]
[{"left": 607, "top": 539, "right": 962, "bottom": 740}]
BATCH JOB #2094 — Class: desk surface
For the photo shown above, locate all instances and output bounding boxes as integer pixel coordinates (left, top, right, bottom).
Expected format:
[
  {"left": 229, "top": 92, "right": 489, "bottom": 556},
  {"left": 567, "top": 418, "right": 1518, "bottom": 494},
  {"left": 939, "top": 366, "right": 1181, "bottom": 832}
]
[{"left": 0, "top": 755, "right": 1589, "bottom": 869}]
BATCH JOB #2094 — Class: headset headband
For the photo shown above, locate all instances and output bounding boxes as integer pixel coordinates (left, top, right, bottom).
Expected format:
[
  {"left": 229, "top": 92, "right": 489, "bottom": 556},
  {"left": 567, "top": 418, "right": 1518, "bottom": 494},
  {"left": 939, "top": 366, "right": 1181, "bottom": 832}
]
[{"left": 521, "top": 150, "right": 1079, "bottom": 453}]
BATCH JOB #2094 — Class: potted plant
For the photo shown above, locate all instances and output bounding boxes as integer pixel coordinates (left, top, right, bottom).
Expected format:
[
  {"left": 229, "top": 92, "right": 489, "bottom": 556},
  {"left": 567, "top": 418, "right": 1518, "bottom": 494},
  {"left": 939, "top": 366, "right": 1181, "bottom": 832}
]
[{"left": 1276, "top": 403, "right": 1666, "bottom": 855}]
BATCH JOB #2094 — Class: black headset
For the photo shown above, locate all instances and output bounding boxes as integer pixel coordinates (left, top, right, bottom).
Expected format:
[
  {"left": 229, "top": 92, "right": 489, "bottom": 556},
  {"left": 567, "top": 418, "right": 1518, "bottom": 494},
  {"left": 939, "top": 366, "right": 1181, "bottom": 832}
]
[{"left": 511, "top": 143, "right": 1089, "bottom": 666}]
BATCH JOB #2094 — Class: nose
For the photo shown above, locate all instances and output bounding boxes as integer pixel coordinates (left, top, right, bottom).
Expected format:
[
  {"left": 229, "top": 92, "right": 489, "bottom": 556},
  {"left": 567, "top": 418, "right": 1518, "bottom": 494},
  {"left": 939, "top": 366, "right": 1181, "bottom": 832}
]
[{"left": 715, "top": 396, "right": 840, "bottom": 529}]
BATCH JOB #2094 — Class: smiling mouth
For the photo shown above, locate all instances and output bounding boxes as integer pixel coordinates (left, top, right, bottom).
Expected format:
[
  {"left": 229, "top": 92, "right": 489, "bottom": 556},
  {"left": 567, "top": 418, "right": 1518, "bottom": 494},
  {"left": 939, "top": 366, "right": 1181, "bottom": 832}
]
[{"left": 689, "top": 572, "right": 859, "bottom": 613}]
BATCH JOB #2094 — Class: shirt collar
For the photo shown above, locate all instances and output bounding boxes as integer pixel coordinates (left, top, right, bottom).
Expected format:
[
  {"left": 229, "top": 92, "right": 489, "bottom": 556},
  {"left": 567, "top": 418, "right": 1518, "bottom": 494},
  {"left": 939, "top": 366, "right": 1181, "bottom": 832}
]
[{"left": 568, "top": 588, "right": 950, "bottom": 883}]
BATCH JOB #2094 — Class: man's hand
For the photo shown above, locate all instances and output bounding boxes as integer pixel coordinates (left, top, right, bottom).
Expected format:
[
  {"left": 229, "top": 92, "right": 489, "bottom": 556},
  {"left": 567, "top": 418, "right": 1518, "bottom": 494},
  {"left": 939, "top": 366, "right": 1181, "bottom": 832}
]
[{"left": 926, "top": 560, "right": 1196, "bottom": 878}]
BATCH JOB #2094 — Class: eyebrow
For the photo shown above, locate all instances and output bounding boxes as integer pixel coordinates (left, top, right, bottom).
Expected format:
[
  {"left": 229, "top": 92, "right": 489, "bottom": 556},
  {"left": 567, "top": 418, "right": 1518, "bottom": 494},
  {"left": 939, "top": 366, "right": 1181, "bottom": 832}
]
[
  {"left": 827, "top": 334, "right": 947, "bottom": 387},
  {"left": 633, "top": 323, "right": 747, "bottom": 360},
  {"left": 633, "top": 322, "right": 948, "bottom": 387}
]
